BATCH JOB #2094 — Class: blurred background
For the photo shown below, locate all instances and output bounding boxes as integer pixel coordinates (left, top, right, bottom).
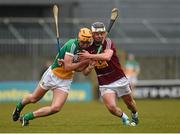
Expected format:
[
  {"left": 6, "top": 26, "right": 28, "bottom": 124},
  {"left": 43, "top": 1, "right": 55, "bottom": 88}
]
[{"left": 0, "top": 0, "right": 180, "bottom": 101}]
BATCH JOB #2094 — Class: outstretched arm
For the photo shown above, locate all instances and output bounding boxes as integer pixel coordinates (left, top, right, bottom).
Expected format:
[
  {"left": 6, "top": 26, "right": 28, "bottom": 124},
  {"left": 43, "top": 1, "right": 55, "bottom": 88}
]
[{"left": 79, "top": 49, "right": 113, "bottom": 61}]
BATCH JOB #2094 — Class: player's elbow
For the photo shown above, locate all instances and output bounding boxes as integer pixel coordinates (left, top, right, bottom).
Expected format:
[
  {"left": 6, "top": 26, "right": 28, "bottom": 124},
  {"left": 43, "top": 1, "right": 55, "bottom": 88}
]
[
  {"left": 104, "top": 55, "right": 111, "bottom": 61},
  {"left": 64, "top": 68, "right": 71, "bottom": 72},
  {"left": 64, "top": 65, "right": 73, "bottom": 72},
  {"left": 106, "top": 57, "right": 111, "bottom": 61}
]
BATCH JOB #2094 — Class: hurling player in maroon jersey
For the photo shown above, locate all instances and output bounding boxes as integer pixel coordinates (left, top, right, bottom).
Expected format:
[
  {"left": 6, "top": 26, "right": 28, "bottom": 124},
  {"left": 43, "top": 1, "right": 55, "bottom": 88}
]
[{"left": 79, "top": 22, "right": 139, "bottom": 126}]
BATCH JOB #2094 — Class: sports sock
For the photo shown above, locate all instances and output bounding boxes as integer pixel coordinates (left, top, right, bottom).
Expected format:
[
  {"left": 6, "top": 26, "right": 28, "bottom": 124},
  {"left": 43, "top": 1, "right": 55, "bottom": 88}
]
[
  {"left": 16, "top": 101, "right": 24, "bottom": 111},
  {"left": 24, "top": 112, "right": 35, "bottom": 120},
  {"left": 121, "top": 112, "right": 129, "bottom": 120},
  {"left": 132, "top": 112, "right": 138, "bottom": 118}
]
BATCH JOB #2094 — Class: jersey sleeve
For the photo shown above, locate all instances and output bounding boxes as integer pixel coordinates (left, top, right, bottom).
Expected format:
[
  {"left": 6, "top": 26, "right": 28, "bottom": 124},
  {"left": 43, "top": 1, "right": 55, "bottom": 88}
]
[
  {"left": 64, "top": 41, "right": 77, "bottom": 57},
  {"left": 105, "top": 38, "right": 116, "bottom": 51}
]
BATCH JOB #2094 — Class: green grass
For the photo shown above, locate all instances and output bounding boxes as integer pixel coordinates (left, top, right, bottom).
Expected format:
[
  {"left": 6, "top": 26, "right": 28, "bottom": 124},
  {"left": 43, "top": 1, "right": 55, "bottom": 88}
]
[{"left": 0, "top": 99, "right": 180, "bottom": 133}]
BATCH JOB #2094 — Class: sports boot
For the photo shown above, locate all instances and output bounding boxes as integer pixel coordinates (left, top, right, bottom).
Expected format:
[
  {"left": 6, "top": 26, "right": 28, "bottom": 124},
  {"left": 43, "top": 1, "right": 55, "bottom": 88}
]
[
  {"left": 122, "top": 118, "right": 131, "bottom": 126},
  {"left": 131, "top": 117, "right": 139, "bottom": 126},
  {"left": 20, "top": 116, "right": 29, "bottom": 126},
  {"left": 12, "top": 108, "right": 20, "bottom": 121}
]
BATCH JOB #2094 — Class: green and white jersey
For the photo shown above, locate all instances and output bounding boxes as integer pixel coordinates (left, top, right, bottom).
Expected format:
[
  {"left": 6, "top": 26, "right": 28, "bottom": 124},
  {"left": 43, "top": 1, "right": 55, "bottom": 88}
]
[
  {"left": 51, "top": 38, "right": 81, "bottom": 79},
  {"left": 125, "top": 60, "right": 140, "bottom": 77}
]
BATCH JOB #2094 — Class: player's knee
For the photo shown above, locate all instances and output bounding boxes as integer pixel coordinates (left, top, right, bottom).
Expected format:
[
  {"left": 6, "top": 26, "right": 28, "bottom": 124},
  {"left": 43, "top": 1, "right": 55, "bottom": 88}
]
[
  {"left": 29, "top": 94, "right": 40, "bottom": 103},
  {"left": 51, "top": 105, "right": 61, "bottom": 113}
]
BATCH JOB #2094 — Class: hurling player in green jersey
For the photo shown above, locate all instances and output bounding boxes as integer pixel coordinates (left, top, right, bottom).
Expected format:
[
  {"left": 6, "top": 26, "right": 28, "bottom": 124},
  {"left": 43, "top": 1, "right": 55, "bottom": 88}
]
[{"left": 12, "top": 28, "right": 93, "bottom": 127}]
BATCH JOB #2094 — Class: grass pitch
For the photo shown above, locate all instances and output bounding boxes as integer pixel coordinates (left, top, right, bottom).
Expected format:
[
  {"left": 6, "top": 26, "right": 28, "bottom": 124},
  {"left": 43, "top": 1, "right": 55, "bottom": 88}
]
[{"left": 0, "top": 99, "right": 180, "bottom": 133}]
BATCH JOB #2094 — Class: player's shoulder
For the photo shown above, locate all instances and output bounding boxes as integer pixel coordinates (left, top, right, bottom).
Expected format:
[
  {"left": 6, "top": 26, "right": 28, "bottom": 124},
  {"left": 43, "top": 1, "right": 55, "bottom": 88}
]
[
  {"left": 104, "top": 38, "right": 115, "bottom": 49},
  {"left": 64, "top": 38, "right": 78, "bottom": 48},
  {"left": 66, "top": 38, "right": 78, "bottom": 45},
  {"left": 64, "top": 38, "right": 79, "bottom": 53},
  {"left": 105, "top": 38, "right": 114, "bottom": 45}
]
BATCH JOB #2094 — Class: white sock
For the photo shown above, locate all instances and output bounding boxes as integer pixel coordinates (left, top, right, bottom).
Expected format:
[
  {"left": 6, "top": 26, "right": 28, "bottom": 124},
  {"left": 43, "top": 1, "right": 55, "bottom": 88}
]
[
  {"left": 121, "top": 112, "right": 129, "bottom": 120},
  {"left": 132, "top": 112, "right": 138, "bottom": 118}
]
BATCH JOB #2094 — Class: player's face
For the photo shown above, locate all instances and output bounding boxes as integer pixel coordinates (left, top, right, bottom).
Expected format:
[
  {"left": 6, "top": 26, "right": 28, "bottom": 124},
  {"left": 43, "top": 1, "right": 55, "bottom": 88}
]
[
  {"left": 93, "top": 32, "right": 106, "bottom": 43},
  {"left": 79, "top": 40, "right": 93, "bottom": 49}
]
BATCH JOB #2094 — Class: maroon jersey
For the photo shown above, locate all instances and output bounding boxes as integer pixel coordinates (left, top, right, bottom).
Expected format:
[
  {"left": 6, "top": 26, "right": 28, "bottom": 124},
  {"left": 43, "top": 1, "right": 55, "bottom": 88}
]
[{"left": 85, "top": 38, "right": 126, "bottom": 85}]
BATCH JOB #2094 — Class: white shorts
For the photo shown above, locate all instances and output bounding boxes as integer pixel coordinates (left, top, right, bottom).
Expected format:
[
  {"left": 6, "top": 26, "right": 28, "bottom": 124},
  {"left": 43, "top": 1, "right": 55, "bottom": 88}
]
[
  {"left": 127, "top": 76, "right": 138, "bottom": 84},
  {"left": 99, "top": 77, "right": 131, "bottom": 98},
  {"left": 39, "top": 66, "right": 72, "bottom": 93}
]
